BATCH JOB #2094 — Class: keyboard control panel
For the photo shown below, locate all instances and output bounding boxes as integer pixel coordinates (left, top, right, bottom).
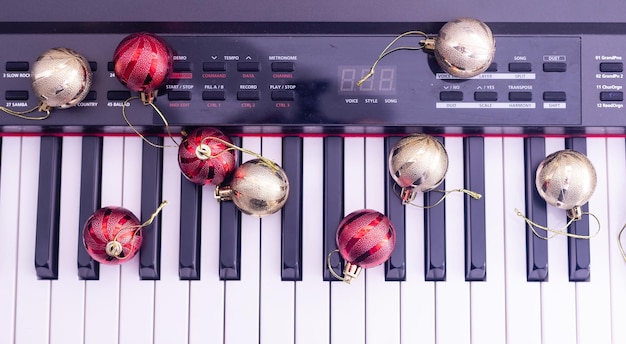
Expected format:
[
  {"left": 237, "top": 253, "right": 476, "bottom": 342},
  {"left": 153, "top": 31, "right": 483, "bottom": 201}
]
[{"left": 0, "top": 33, "right": 623, "bottom": 133}]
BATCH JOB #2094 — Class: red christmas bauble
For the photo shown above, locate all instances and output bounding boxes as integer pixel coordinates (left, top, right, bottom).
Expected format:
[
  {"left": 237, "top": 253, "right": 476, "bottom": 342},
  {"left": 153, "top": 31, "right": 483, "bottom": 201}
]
[
  {"left": 336, "top": 209, "right": 396, "bottom": 269},
  {"left": 112, "top": 32, "right": 173, "bottom": 95},
  {"left": 178, "top": 127, "right": 237, "bottom": 185},
  {"left": 82, "top": 206, "right": 143, "bottom": 265}
]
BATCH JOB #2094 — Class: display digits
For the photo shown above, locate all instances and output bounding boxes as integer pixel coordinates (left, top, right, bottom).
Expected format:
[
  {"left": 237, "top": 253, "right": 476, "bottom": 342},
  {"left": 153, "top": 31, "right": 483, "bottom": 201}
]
[
  {"left": 378, "top": 67, "right": 395, "bottom": 92},
  {"left": 358, "top": 68, "right": 374, "bottom": 91},
  {"left": 339, "top": 68, "right": 356, "bottom": 92},
  {"left": 338, "top": 65, "right": 396, "bottom": 94}
]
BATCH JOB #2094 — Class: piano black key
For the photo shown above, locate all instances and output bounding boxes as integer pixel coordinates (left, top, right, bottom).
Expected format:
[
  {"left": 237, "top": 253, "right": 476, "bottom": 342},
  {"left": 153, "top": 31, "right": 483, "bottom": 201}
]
[
  {"left": 464, "top": 136, "right": 487, "bottom": 281},
  {"left": 179, "top": 176, "right": 202, "bottom": 280},
  {"left": 384, "top": 136, "right": 406, "bottom": 281},
  {"left": 35, "top": 136, "right": 62, "bottom": 279},
  {"left": 424, "top": 136, "right": 446, "bottom": 281},
  {"left": 219, "top": 136, "right": 242, "bottom": 280},
  {"left": 565, "top": 137, "right": 591, "bottom": 282},
  {"left": 139, "top": 136, "right": 164, "bottom": 280},
  {"left": 77, "top": 136, "right": 102, "bottom": 280},
  {"left": 323, "top": 136, "right": 344, "bottom": 281},
  {"left": 524, "top": 137, "right": 549, "bottom": 281},
  {"left": 281, "top": 136, "right": 303, "bottom": 281}
]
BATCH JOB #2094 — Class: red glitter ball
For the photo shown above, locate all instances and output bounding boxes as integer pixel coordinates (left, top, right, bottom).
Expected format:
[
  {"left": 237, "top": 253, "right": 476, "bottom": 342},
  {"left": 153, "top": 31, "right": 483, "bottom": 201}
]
[
  {"left": 178, "top": 127, "right": 237, "bottom": 185},
  {"left": 82, "top": 206, "right": 143, "bottom": 265},
  {"left": 112, "top": 32, "right": 173, "bottom": 94},
  {"left": 336, "top": 209, "right": 396, "bottom": 269}
]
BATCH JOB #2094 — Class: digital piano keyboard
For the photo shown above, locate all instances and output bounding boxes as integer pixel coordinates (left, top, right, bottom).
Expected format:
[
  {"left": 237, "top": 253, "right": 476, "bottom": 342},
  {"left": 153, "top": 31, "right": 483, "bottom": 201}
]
[{"left": 1, "top": 1, "right": 626, "bottom": 344}]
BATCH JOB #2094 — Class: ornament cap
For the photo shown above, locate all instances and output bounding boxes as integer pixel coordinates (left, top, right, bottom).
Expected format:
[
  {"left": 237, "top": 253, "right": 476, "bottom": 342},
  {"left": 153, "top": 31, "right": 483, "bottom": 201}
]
[
  {"left": 400, "top": 187, "right": 417, "bottom": 205},
  {"left": 567, "top": 206, "right": 583, "bottom": 221},
  {"left": 140, "top": 90, "right": 157, "bottom": 105},
  {"left": 215, "top": 185, "right": 233, "bottom": 202},
  {"left": 421, "top": 37, "right": 436, "bottom": 51},
  {"left": 341, "top": 262, "right": 363, "bottom": 284},
  {"left": 195, "top": 144, "right": 212, "bottom": 160},
  {"left": 105, "top": 240, "right": 123, "bottom": 258}
]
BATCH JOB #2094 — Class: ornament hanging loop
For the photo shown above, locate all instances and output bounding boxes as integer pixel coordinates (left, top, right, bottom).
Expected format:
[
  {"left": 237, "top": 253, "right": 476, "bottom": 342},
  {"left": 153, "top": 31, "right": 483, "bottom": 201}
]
[
  {"left": 0, "top": 102, "right": 51, "bottom": 120},
  {"left": 514, "top": 207, "right": 600, "bottom": 240},
  {"left": 357, "top": 30, "right": 430, "bottom": 87},
  {"left": 618, "top": 223, "right": 626, "bottom": 263},
  {"left": 121, "top": 96, "right": 180, "bottom": 148},
  {"left": 394, "top": 183, "right": 482, "bottom": 207},
  {"left": 326, "top": 249, "right": 362, "bottom": 284},
  {"left": 108, "top": 200, "right": 168, "bottom": 260},
  {"left": 200, "top": 136, "right": 281, "bottom": 173},
  {"left": 140, "top": 200, "right": 168, "bottom": 229}
]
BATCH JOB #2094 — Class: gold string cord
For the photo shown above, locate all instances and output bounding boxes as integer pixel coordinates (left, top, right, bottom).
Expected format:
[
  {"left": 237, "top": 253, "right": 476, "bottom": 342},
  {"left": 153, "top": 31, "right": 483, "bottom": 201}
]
[
  {"left": 393, "top": 183, "right": 482, "bottom": 209},
  {"left": 618, "top": 223, "right": 626, "bottom": 262},
  {"left": 199, "top": 136, "right": 281, "bottom": 173},
  {"left": 107, "top": 200, "right": 168, "bottom": 260},
  {"left": 121, "top": 95, "right": 180, "bottom": 148},
  {"left": 0, "top": 102, "right": 51, "bottom": 120},
  {"left": 514, "top": 208, "right": 600, "bottom": 240},
  {"left": 357, "top": 31, "right": 430, "bottom": 87}
]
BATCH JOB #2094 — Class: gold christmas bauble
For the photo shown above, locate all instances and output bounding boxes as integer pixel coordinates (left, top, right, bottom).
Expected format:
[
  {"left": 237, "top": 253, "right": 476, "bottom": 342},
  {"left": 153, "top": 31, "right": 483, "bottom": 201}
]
[
  {"left": 31, "top": 47, "right": 93, "bottom": 109},
  {"left": 388, "top": 134, "right": 448, "bottom": 203},
  {"left": 433, "top": 17, "right": 496, "bottom": 78},
  {"left": 535, "top": 149, "right": 597, "bottom": 211},
  {"left": 228, "top": 159, "right": 289, "bottom": 216}
]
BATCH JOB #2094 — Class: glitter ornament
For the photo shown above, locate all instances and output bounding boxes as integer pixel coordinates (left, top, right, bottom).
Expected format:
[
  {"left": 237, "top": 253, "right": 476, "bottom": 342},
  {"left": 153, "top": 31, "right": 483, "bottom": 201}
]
[
  {"left": 178, "top": 127, "right": 237, "bottom": 185},
  {"left": 356, "top": 17, "right": 494, "bottom": 87},
  {"left": 535, "top": 149, "right": 597, "bottom": 219},
  {"left": 334, "top": 209, "right": 396, "bottom": 283},
  {"left": 216, "top": 159, "right": 289, "bottom": 216},
  {"left": 515, "top": 149, "right": 600, "bottom": 240},
  {"left": 82, "top": 206, "right": 143, "bottom": 265},
  {"left": 428, "top": 17, "right": 496, "bottom": 78},
  {"left": 388, "top": 134, "right": 448, "bottom": 204},
  {"left": 112, "top": 32, "right": 173, "bottom": 102},
  {"left": 30, "top": 47, "right": 93, "bottom": 110}
]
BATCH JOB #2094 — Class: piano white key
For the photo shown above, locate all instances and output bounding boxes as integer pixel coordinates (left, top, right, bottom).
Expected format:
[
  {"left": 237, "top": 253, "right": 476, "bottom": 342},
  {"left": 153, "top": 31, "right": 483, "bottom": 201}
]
[
  {"left": 15, "top": 137, "right": 51, "bottom": 344},
  {"left": 607, "top": 137, "right": 626, "bottom": 343},
  {"left": 540, "top": 138, "right": 578, "bottom": 344},
  {"left": 154, "top": 143, "right": 190, "bottom": 343},
  {"left": 0, "top": 137, "right": 21, "bottom": 344},
  {"left": 50, "top": 137, "right": 85, "bottom": 344},
  {"left": 84, "top": 136, "right": 123, "bottom": 344},
  {"left": 295, "top": 137, "right": 330, "bottom": 344},
  {"left": 401, "top": 180, "right": 435, "bottom": 343},
  {"left": 119, "top": 136, "right": 155, "bottom": 344},
  {"left": 470, "top": 137, "right": 506, "bottom": 343},
  {"left": 224, "top": 137, "right": 262, "bottom": 344},
  {"left": 503, "top": 137, "right": 541, "bottom": 344},
  {"left": 576, "top": 138, "right": 612, "bottom": 344},
  {"left": 260, "top": 136, "right": 295, "bottom": 343},
  {"left": 189, "top": 184, "right": 225, "bottom": 343},
  {"left": 435, "top": 137, "right": 470, "bottom": 344},
  {"left": 330, "top": 137, "right": 365, "bottom": 343},
  {"left": 364, "top": 137, "right": 400, "bottom": 344}
]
